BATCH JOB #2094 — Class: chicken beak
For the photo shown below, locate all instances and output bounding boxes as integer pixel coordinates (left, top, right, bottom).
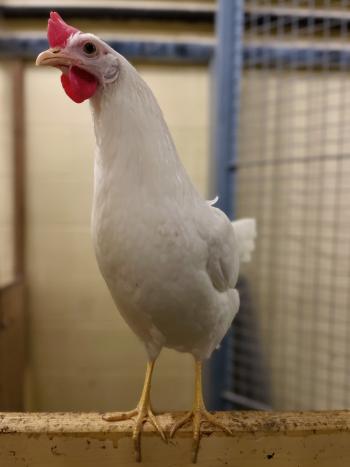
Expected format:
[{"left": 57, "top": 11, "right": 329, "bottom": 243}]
[{"left": 36, "top": 48, "right": 72, "bottom": 67}]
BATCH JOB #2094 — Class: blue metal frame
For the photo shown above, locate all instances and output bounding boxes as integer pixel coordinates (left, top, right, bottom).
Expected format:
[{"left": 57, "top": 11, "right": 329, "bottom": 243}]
[
  {"left": 2, "top": 36, "right": 350, "bottom": 68},
  {"left": 243, "top": 44, "right": 350, "bottom": 68},
  {"left": 0, "top": 37, "right": 212, "bottom": 64},
  {"left": 204, "top": 0, "right": 244, "bottom": 411}
]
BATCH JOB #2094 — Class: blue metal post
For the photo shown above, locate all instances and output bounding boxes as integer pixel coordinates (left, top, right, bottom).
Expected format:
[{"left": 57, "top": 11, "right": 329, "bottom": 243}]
[{"left": 204, "top": 0, "right": 244, "bottom": 410}]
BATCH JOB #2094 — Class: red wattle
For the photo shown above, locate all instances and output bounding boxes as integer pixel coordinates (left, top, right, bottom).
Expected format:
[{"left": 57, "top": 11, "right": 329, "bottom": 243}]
[
  {"left": 48, "top": 11, "right": 79, "bottom": 48},
  {"left": 61, "top": 67, "right": 98, "bottom": 104}
]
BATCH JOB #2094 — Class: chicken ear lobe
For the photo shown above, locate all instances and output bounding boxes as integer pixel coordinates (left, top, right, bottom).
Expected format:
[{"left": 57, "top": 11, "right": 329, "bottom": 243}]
[{"left": 103, "top": 61, "right": 119, "bottom": 83}]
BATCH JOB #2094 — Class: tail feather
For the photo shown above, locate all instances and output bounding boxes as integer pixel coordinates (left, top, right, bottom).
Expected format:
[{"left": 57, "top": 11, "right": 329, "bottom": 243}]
[{"left": 232, "top": 218, "right": 257, "bottom": 263}]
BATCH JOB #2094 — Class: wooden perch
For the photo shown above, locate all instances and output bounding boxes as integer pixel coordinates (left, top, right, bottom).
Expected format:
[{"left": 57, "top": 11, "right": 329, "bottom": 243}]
[{"left": 0, "top": 411, "right": 350, "bottom": 466}]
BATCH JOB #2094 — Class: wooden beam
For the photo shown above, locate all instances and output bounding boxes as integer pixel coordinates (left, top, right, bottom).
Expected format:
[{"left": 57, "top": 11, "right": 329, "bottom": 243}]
[
  {"left": 11, "top": 61, "right": 26, "bottom": 279},
  {"left": 0, "top": 3, "right": 215, "bottom": 23},
  {"left": 0, "top": 61, "right": 26, "bottom": 411},
  {"left": 0, "top": 411, "right": 349, "bottom": 466},
  {"left": 0, "top": 283, "right": 25, "bottom": 410}
]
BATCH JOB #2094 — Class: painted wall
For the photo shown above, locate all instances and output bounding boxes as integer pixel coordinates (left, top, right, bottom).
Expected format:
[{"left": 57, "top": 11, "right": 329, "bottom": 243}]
[{"left": 24, "top": 62, "right": 210, "bottom": 411}]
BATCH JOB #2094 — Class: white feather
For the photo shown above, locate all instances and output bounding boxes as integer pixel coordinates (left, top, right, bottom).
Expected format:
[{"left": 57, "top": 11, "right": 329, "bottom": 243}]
[
  {"left": 232, "top": 218, "right": 257, "bottom": 263},
  {"left": 207, "top": 195, "right": 219, "bottom": 206}
]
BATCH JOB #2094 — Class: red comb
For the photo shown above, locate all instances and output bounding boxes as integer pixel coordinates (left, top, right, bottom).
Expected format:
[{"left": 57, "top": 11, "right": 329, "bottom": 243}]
[{"left": 47, "top": 11, "right": 79, "bottom": 48}]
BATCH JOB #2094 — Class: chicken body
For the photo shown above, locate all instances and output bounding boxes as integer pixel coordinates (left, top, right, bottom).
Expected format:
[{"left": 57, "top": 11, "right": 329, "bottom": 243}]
[{"left": 91, "top": 55, "right": 239, "bottom": 361}]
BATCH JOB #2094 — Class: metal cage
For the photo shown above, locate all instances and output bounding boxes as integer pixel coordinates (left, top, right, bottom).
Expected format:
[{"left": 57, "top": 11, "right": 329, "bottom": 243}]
[{"left": 208, "top": 0, "right": 350, "bottom": 411}]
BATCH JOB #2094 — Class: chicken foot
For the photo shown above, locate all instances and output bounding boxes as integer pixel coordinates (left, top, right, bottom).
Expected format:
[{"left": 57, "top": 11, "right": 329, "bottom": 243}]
[
  {"left": 103, "top": 360, "right": 166, "bottom": 462},
  {"left": 170, "top": 359, "right": 232, "bottom": 463}
]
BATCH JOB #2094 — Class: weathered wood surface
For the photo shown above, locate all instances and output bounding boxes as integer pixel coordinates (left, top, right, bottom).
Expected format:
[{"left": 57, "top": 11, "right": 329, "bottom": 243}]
[
  {"left": 0, "top": 411, "right": 350, "bottom": 466},
  {"left": 0, "top": 282, "right": 25, "bottom": 410}
]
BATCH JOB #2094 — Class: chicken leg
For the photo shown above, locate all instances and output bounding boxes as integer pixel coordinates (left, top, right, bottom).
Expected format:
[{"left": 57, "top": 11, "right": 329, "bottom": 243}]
[
  {"left": 170, "top": 359, "right": 233, "bottom": 463},
  {"left": 103, "top": 360, "right": 166, "bottom": 462}
]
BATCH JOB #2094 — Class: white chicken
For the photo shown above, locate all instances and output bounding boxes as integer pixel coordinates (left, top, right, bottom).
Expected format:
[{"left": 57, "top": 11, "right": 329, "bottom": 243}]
[{"left": 36, "top": 12, "right": 256, "bottom": 463}]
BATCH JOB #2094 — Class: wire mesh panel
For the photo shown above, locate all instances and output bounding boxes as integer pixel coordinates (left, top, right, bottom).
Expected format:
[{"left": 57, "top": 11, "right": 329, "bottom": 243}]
[{"left": 229, "top": 0, "right": 350, "bottom": 410}]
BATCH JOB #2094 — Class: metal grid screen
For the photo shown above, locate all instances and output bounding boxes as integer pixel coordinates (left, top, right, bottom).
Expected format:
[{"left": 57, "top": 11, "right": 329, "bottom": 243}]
[{"left": 229, "top": 1, "right": 350, "bottom": 410}]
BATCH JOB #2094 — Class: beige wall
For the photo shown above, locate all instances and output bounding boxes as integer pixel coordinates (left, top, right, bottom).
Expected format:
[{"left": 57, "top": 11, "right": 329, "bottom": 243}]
[
  {"left": 0, "top": 0, "right": 213, "bottom": 413},
  {"left": 0, "top": 63, "right": 15, "bottom": 287},
  {"left": 25, "top": 63, "right": 209, "bottom": 411}
]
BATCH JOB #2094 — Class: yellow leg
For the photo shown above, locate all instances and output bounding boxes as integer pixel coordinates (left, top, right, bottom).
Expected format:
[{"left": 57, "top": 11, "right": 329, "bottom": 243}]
[
  {"left": 170, "top": 359, "right": 232, "bottom": 463},
  {"left": 103, "top": 360, "right": 166, "bottom": 462}
]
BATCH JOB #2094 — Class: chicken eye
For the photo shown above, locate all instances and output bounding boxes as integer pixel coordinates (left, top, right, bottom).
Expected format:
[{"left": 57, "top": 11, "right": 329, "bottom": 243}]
[{"left": 83, "top": 42, "right": 97, "bottom": 55}]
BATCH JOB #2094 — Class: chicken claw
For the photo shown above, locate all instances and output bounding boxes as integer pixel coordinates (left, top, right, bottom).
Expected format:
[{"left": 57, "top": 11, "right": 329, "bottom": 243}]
[{"left": 103, "top": 361, "right": 166, "bottom": 462}]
